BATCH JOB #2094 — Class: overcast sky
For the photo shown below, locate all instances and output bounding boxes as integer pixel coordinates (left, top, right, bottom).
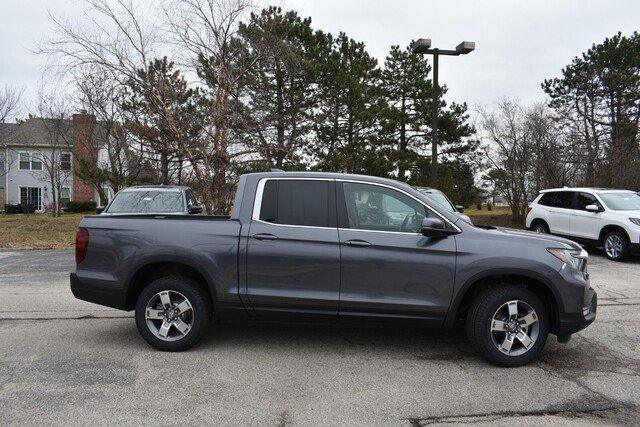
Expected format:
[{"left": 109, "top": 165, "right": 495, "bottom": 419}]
[{"left": 1, "top": 0, "right": 639, "bottom": 119}]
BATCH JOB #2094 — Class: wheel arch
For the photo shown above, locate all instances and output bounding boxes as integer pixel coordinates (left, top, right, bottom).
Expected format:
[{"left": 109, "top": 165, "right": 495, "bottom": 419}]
[
  {"left": 598, "top": 224, "right": 630, "bottom": 245},
  {"left": 124, "top": 257, "right": 217, "bottom": 311},
  {"left": 446, "top": 270, "right": 562, "bottom": 334}
]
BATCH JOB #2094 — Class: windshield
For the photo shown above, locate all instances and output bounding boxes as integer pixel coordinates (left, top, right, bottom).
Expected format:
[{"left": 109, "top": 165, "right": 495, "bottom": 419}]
[
  {"left": 597, "top": 192, "right": 640, "bottom": 211},
  {"left": 107, "top": 190, "right": 185, "bottom": 214}
]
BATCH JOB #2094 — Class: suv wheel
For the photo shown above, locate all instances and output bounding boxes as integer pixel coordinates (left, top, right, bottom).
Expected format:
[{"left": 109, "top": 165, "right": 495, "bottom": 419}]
[
  {"left": 135, "top": 276, "right": 212, "bottom": 351},
  {"left": 532, "top": 221, "right": 549, "bottom": 234},
  {"left": 467, "top": 286, "right": 549, "bottom": 367},
  {"left": 603, "top": 230, "right": 629, "bottom": 261}
]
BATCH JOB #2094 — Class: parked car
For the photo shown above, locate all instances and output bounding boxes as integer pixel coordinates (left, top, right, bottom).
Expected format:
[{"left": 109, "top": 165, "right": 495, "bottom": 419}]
[
  {"left": 97, "top": 186, "right": 203, "bottom": 215},
  {"left": 415, "top": 187, "right": 473, "bottom": 224},
  {"left": 526, "top": 188, "right": 640, "bottom": 261},
  {"left": 71, "top": 172, "right": 596, "bottom": 366}
]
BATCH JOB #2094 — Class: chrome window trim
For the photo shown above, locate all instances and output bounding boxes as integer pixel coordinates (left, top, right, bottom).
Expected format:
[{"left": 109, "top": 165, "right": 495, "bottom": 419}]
[
  {"left": 251, "top": 177, "right": 336, "bottom": 230},
  {"left": 252, "top": 176, "right": 462, "bottom": 234}
]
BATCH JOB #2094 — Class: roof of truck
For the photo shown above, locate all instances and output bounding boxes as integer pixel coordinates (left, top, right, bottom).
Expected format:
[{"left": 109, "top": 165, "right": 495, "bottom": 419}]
[{"left": 539, "top": 187, "right": 634, "bottom": 193}]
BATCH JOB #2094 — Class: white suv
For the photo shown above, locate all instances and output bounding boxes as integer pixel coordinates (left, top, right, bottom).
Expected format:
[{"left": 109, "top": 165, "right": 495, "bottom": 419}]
[{"left": 526, "top": 188, "right": 640, "bottom": 261}]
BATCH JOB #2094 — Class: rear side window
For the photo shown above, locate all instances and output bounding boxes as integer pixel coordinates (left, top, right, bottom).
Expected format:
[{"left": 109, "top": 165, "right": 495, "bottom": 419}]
[
  {"left": 258, "top": 180, "right": 333, "bottom": 227},
  {"left": 538, "top": 191, "right": 574, "bottom": 208}
]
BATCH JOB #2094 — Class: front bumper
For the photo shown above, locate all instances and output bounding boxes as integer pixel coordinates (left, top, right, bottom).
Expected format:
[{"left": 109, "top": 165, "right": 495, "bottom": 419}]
[{"left": 556, "top": 287, "right": 597, "bottom": 335}]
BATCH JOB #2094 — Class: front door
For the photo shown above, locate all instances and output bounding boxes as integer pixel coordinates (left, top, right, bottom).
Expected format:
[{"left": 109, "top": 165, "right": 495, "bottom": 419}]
[
  {"left": 337, "top": 182, "right": 457, "bottom": 322},
  {"left": 20, "top": 187, "right": 42, "bottom": 211},
  {"left": 570, "top": 192, "right": 603, "bottom": 240},
  {"left": 245, "top": 179, "right": 340, "bottom": 318}
]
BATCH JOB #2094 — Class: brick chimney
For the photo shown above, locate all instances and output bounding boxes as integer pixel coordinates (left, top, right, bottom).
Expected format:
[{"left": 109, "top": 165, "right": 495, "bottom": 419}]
[{"left": 72, "top": 112, "right": 97, "bottom": 203}]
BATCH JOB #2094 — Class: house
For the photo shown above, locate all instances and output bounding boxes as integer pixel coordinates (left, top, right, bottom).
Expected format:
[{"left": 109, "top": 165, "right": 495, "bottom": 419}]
[{"left": 0, "top": 112, "right": 112, "bottom": 212}]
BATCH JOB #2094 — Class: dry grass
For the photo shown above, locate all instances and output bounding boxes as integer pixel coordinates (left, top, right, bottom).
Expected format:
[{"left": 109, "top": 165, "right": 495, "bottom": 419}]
[
  {"left": 465, "top": 206, "right": 525, "bottom": 229},
  {"left": 0, "top": 213, "right": 85, "bottom": 249}
]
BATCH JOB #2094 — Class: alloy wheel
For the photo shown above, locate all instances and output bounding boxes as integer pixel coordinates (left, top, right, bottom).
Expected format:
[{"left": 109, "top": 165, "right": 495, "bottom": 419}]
[
  {"left": 490, "top": 300, "right": 540, "bottom": 356},
  {"left": 534, "top": 224, "right": 546, "bottom": 234},
  {"left": 145, "top": 290, "right": 194, "bottom": 342},
  {"left": 604, "top": 234, "right": 623, "bottom": 259}
]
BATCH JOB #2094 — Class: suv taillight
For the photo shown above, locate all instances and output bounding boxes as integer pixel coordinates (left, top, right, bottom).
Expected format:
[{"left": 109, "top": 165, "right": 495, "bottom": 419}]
[
  {"left": 526, "top": 206, "right": 532, "bottom": 214},
  {"left": 75, "top": 227, "right": 89, "bottom": 264}
]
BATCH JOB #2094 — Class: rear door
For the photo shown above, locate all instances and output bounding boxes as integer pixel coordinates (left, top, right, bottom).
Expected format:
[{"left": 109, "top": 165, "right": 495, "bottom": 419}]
[
  {"left": 540, "top": 191, "right": 574, "bottom": 235},
  {"left": 570, "top": 192, "right": 603, "bottom": 240},
  {"left": 336, "top": 181, "right": 457, "bottom": 322},
  {"left": 245, "top": 178, "right": 340, "bottom": 318}
]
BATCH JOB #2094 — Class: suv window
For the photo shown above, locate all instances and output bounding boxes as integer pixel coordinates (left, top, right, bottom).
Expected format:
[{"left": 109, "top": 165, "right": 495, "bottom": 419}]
[
  {"left": 259, "top": 180, "right": 331, "bottom": 227},
  {"left": 539, "top": 191, "right": 574, "bottom": 209},
  {"left": 342, "top": 182, "right": 433, "bottom": 233},
  {"left": 575, "top": 192, "right": 601, "bottom": 211}
]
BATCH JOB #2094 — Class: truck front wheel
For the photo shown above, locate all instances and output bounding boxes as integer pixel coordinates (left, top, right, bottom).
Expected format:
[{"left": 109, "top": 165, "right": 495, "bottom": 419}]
[
  {"left": 135, "top": 276, "right": 212, "bottom": 351},
  {"left": 466, "top": 286, "right": 549, "bottom": 366}
]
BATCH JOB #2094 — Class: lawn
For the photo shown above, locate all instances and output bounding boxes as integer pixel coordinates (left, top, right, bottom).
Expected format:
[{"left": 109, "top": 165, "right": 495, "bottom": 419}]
[
  {"left": 465, "top": 206, "right": 525, "bottom": 229},
  {"left": 0, "top": 213, "right": 85, "bottom": 249}
]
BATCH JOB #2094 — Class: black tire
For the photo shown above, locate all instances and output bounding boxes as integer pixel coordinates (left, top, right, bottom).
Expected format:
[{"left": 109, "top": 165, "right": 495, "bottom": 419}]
[
  {"left": 531, "top": 220, "right": 549, "bottom": 234},
  {"left": 466, "top": 286, "right": 549, "bottom": 367},
  {"left": 602, "top": 230, "right": 629, "bottom": 262},
  {"left": 135, "top": 276, "right": 212, "bottom": 351}
]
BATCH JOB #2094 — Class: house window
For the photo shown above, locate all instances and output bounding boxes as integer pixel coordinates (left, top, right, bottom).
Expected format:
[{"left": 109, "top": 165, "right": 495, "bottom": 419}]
[
  {"left": 31, "top": 153, "right": 43, "bottom": 170},
  {"left": 60, "top": 153, "right": 71, "bottom": 171},
  {"left": 0, "top": 152, "right": 5, "bottom": 173},
  {"left": 60, "top": 187, "right": 71, "bottom": 207},
  {"left": 20, "top": 153, "right": 30, "bottom": 170}
]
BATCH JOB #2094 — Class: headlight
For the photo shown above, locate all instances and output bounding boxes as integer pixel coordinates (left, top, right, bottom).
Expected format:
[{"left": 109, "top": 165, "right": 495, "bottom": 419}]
[
  {"left": 547, "top": 247, "right": 588, "bottom": 272},
  {"left": 630, "top": 218, "right": 640, "bottom": 226}
]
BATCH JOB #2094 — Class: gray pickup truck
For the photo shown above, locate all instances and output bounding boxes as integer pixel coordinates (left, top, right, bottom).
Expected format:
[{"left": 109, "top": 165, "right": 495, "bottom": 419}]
[{"left": 71, "top": 172, "right": 597, "bottom": 366}]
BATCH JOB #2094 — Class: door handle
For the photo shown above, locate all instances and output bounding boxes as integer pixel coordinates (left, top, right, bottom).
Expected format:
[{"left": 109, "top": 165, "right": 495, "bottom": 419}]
[
  {"left": 252, "top": 233, "right": 278, "bottom": 241},
  {"left": 344, "top": 239, "right": 371, "bottom": 248}
]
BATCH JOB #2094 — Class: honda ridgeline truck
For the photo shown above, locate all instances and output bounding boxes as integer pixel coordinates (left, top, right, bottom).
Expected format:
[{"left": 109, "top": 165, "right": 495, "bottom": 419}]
[{"left": 71, "top": 172, "right": 597, "bottom": 366}]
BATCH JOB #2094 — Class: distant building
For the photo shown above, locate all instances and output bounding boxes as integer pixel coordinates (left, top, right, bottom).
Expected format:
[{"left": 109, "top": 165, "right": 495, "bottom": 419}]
[{"left": 0, "top": 113, "right": 112, "bottom": 211}]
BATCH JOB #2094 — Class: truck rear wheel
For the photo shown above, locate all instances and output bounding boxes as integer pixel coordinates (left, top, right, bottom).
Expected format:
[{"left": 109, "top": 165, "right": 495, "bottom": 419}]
[
  {"left": 466, "top": 286, "right": 549, "bottom": 367},
  {"left": 135, "top": 276, "right": 212, "bottom": 351}
]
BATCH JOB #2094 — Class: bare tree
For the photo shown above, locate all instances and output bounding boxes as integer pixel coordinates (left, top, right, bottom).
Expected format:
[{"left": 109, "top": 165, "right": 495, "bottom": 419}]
[
  {"left": 75, "top": 66, "right": 145, "bottom": 197},
  {"left": 40, "top": 0, "right": 256, "bottom": 213},
  {"left": 0, "top": 85, "right": 23, "bottom": 124},
  {"left": 32, "top": 95, "right": 75, "bottom": 216},
  {"left": 480, "top": 100, "right": 537, "bottom": 224}
]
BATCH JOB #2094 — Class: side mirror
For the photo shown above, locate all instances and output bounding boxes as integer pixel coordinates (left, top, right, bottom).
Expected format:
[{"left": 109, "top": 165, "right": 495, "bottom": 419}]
[
  {"left": 188, "top": 205, "right": 203, "bottom": 215},
  {"left": 95, "top": 206, "right": 104, "bottom": 214},
  {"left": 421, "top": 218, "right": 458, "bottom": 238},
  {"left": 456, "top": 205, "right": 464, "bottom": 213},
  {"left": 585, "top": 204, "right": 601, "bottom": 213}
]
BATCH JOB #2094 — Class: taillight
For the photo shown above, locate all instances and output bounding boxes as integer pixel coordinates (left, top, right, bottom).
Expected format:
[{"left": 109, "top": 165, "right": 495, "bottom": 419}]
[
  {"left": 76, "top": 227, "right": 89, "bottom": 264},
  {"left": 526, "top": 206, "right": 533, "bottom": 214}
]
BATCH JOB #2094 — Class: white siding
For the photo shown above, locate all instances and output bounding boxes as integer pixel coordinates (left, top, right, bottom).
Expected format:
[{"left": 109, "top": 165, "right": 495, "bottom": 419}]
[{"left": 5, "top": 147, "right": 73, "bottom": 211}]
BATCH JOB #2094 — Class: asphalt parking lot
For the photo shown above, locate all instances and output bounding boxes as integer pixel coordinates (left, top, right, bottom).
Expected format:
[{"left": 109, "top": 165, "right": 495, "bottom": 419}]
[{"left": 1, "top": 249, "right": 639, "bottom": 425}]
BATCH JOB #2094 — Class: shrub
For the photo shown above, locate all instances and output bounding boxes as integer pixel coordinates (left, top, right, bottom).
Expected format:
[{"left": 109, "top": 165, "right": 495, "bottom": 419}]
[
  {"left": 4, "top": 204, "right": 36, "bottom": 214},
  {"left": 487, "top": 203, "right": 493, "bottom": 211},
  {"left": 66, "top": 201, "right": 97, "bottom": 213},
  {"left": 475, "top": 201, "right": 482, "bottom": 210}
]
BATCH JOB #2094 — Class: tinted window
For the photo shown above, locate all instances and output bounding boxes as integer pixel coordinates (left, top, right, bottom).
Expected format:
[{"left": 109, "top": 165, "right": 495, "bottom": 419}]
[
  {"left": 539, "top": 191, "right": 573, "bottom": 208},
  {"left": 576, "top": 192, "right": 600, "bottom": 211},
  {"left": 259, "top": 180, "right": 330, "bottom": 227},
  {"left": 342, "top": 183, "right": 433, "bottom": 233},
  {"left": 107, "top": 190, "right": 185, "bottom": 213}
]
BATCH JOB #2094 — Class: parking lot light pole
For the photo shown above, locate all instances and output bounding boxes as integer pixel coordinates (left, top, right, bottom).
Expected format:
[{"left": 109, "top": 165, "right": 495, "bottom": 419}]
[{"left": 410, "top": 39, "right": 475, "bottom": 187}]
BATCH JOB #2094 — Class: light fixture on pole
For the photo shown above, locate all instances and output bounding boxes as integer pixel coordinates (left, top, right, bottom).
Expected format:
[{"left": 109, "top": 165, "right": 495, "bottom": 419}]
[{"left": 410, "top": 39, "right": 475, "bottom": 187}]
